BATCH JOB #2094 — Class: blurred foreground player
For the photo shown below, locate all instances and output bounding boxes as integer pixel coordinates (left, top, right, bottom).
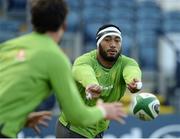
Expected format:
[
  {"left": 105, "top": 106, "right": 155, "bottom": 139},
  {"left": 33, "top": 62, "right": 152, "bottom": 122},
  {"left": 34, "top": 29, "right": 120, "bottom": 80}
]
[{"left": 0, "top": 0, "right": 126, "bottom": 138}]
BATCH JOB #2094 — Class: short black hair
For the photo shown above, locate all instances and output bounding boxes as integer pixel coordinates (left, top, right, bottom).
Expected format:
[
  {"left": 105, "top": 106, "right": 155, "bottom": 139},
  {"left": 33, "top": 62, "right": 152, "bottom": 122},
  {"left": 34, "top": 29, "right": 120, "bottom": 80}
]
[
  {"left": 96, "top": 24, "right": 121, "bottom": 36},
  {"left": 30, "top": 0, "right": 68, "bottom": 33}
]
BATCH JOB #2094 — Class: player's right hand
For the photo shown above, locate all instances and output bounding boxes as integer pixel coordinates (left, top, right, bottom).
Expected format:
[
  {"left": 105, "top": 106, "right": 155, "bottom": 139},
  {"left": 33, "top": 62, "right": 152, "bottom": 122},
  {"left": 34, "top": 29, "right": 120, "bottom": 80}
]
[
  {"left": 96, "top": 99, "right": 127, "bottom": 124},
  {"left": 85, "top": 84, "right": 102, "bottom": 99},
  {"left": 127, "top": 79, "right": 142, "bottom": 93}
]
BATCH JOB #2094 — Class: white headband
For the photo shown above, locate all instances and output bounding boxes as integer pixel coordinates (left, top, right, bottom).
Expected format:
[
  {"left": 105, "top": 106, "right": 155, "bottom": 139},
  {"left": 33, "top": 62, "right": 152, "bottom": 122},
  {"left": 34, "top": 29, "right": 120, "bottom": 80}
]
[{"left": 96, "top": 26, "right": 122, "bottom": 47}]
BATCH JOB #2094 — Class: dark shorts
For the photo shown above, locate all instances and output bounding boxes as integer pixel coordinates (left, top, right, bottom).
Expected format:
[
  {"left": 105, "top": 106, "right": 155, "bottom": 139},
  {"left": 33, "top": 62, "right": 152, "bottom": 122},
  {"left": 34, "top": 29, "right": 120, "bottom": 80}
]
[{"left": 55, "top": 120, "right": 103, "bottom": 138}]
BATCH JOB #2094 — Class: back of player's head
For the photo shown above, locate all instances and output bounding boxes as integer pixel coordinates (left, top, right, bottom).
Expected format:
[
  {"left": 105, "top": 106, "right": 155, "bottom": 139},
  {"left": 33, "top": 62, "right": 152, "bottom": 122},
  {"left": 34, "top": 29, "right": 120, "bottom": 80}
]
[
  {"left": 96, "top": 24, "right": 122, "bottom": 47},
  {"left": 30, "top": 0, "right": 68, "bottom": 33}
]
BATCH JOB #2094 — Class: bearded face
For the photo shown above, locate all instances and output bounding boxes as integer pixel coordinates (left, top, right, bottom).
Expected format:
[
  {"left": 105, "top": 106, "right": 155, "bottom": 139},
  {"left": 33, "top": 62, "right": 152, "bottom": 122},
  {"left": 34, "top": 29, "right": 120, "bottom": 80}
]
[{"left": 98, "top": 35, "right": 122, "bottom": 62}]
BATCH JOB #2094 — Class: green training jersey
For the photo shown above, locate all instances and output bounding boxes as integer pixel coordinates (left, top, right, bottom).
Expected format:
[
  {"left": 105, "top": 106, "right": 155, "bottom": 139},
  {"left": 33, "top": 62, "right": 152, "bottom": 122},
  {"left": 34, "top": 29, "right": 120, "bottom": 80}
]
[
  {"left": 0, "top": 33, "right": 104, "bottom": 137},
  {"left": 60, "top": 50, "right": 142, "bottom": 138}
]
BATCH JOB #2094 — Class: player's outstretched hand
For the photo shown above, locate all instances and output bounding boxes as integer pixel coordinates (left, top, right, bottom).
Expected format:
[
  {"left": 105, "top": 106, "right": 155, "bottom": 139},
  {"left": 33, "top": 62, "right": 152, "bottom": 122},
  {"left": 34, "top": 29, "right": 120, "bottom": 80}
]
[
  {"left": 97, "top": 99, "right": 127, "bottom": 124},
  {"left": 25, "top": 111, "right": 52, "bottom": 134},
  {"left": 86, "top": 84, "right": 102, "bottom": 99},
  {"left": 127, "top": 79, "right": 142, "bottom": 93}
]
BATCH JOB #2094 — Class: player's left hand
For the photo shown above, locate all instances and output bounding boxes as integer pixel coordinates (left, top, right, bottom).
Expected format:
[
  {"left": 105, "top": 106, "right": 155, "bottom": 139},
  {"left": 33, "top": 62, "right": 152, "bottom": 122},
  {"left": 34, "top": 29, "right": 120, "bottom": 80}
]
[
  {"left": 127, "top": 79, "right": 142, "bottom": 93},
  {"left": 25, "top": 111, "right": 52, "bottom": 134}
]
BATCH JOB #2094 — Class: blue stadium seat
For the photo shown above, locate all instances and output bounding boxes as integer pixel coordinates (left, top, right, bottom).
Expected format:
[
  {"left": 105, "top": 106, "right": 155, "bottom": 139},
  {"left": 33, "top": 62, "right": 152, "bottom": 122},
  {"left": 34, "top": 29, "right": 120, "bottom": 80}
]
[
  {"left": 83, "top": 0, "right": 108, "bottom": 8},
  {"left": 0, "top": 19, "right": 21, "bottom": 32},
  {"left": 0, "top": 0, "right": 3, "bottom": 7},
  {"left": 136, "top": 31, "right": 158, "bottom": 47},
  {"left": 138, "top": 0, "right": 160, "bottom": 9},
  {"left": 82, "top": 7, "right": 108, "bottom": 23},
  {"left": 65, "top": 0, "right": 81, "bottom": 10},
  {"left": 136, "top": 1, "right": 161, "bottom": 71},
  {"left": 137, "top": 9, "right": 162, "bottom": 20},
  {"left": 5, "top": 0, "right": 27, "bottom": 18},
  {"left": 136, "top": 0, "right": 162, "bottom": 33},
  {"left": 83, "top": 22, "right": 102, "bottom": 44},
  {"left": 0, "top": 32, "right": 17, "bottom": 42},
  {"left": 110, "top": 0, "right": 136, "bottom": 9},
  {"left": 139, "top": 45, "right": 157, "bottom": 70},
  {"left": 109, "top": 19, "right": 135, "bottom": 37},
  {"left": 83, "top": 42, "right": 97, "bottom": 53},
  {"left": 163, "top": 21, "right": 180, "bottom": 33},
  {"left": 163, "top": 11, "right": 180, "bottom": 33},
  {"left": 66, "top": 11, "right": 80, "bottom": 32},
  {"left": 109, "top": 8, "right": 135, "bottom": 21},
  {"left": 137, "top": 32, "right": 158, "bottom": 71},
  {"left": 122, "top": 35, "right": 134, "bottom": 56},
  {"left": 136, "top": 20, "right": 161, "bottom": 31},
  {"left": 164, "top": 11, "right": 180, "bottom": 21},
  {"left": 7, "top": 0, "right": 27, "bottom": 11}
]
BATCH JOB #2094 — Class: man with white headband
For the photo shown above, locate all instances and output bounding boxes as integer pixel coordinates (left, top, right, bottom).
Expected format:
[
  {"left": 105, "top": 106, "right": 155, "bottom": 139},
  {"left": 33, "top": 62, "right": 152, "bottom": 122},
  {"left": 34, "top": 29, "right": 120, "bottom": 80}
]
[{"left": 57, "top": 24, "right": 142, "bottom": 138}]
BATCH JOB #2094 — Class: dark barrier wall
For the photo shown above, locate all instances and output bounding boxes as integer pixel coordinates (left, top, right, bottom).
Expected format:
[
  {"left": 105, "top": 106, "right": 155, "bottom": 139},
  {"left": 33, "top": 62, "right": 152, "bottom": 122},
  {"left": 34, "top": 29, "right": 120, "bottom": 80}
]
[
  {"left": 104, "top": 115, "right": 180, "bottom": 138},
  {"left": 18, "top": 114, "right": 180, "bottom": 138}
]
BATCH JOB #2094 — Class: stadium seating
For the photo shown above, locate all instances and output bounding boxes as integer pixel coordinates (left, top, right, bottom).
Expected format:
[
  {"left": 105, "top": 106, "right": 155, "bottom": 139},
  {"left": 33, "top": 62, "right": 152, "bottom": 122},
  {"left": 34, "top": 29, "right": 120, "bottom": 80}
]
[
  {"left": 7, "top": 0, "right": 27, "bottom": 11},
  {"left": 66, "top": 11, "right": 80, "bottom": 32},
  {"left": 0, "top": 32, "right": 16, "bottom": 42},
  {"left": 0, "top": 18, "right": 22, "bottom": 32},
  {"left": 66, "top": 0, "right": 138, "bottom": 56},
  {"left": 0, "top": 0, "right": 3, "bottom": 7},
  {"left": 82, "top": 7, "right": 108, "bottom": 24},
  {"left": 136, "top": 0, "right": 162, "bottom": 71},
  {"left": 83, "top": 22, "right": 102, "bottom": 51},
  {"left": 65, "top": 0, "right": 81, "bottom": 32},
  {"left": 0, "top": 17, "right": 24, "bottom": 43},
  {"left": 163, "top": 11, "right": 180, "bottom": 33},
  {"left": 110, "top": 0, "right": 136, "bottom": 9},
  {"left": 109, "top": 0, "right": 136, "bottom": 56},
  {"left": 65, "top": 0, "right": 81, "bottom": 10},
  {"left": 83, "top": 0, "right": 108, "bottom": 8}
]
